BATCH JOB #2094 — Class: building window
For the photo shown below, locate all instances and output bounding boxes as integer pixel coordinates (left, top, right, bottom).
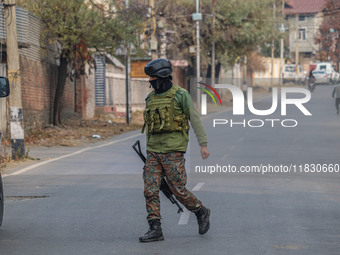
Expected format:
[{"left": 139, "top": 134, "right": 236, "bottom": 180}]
[
  {"left": 299, "top": 15, "right": 306, "bottom": 21},
  {"left": 304, "top": 52, "right": 312, "bottom": 58},
  {"left": 298, "top": 28, "right": 306, "bottom": 40}
]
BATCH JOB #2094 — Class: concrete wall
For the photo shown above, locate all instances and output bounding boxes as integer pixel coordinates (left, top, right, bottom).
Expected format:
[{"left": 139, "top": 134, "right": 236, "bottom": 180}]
[
  {"left": 83, "top": 64, "right": 96, "bottom": 119},
  {"left": 253, "top": 57, "right": 281, "bottom": 86},
  {"left": 221, "top": 64, "right": 242, "bottom": 78},
  {"left": 220, "top": 58, "right": 285, "bottom": 87},
  {"left": 101, "top": 63, "right": 151, "bottom": 118},
  {"left": 172, "top": 66, "right": 188, "bottom": 90},
  {"left": 131, "top": 78, "right": 152, "bottom": 112}
]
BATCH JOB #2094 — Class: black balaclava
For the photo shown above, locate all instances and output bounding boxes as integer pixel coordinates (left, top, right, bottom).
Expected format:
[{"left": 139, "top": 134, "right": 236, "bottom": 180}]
[{"left": 149, "top": 76, "right": 173, "bottom": 94}]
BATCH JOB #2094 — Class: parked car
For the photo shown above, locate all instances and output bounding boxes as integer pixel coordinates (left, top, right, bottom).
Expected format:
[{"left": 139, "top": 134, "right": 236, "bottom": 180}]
[
  {"left": 0, "top": 76, "right": 10, "bottom": 228},
  {"left": 282, "top": 64, "right": 306, "bottom": 84},
  {"left": 312, "top": 70, "right": 330, "bottom": 85},
  {"left": 333, "top": 71, "right": 340, "bottom": 83},
  {"left": 315, "top": 62, "right": 337, "bottom": 84}
]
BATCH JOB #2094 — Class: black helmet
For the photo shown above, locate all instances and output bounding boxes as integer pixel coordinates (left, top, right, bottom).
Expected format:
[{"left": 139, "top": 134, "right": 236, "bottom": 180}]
[{"left": 144, "top": 58, "right": 172, "bottom": 78}]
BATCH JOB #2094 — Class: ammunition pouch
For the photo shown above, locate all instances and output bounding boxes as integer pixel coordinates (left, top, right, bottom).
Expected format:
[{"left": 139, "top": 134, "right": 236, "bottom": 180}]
[{"left": 142, "top": 86, "right": 189, "bottom": 140}]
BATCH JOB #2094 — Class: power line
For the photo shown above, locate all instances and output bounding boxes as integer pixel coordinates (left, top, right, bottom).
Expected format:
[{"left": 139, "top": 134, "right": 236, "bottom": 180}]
[{"left": 87, "top": 0, "right": 148, "bottom": 16}]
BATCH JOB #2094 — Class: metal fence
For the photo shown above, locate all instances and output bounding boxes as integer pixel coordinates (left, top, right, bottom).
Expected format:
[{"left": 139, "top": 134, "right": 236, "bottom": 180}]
[
  {"left": 0, "top": 5, "right": 28, "bottom": 44},
  {"left": 94, "top": 55, "right": 106, "bottom": 106},
  {"left": 0, "top": 5, "right": 58, "bottom": 64}
]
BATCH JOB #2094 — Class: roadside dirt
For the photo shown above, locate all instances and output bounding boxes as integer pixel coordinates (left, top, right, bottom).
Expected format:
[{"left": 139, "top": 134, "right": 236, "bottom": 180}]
[
  {"left": 0, "top": 112, "right": 144, "bottom": 165},
  {"left": 24, "top": 112, "right": 144, "bottom": 147},
  {"left": 0, "top": 85, "right": 270, "bottom": 166}
]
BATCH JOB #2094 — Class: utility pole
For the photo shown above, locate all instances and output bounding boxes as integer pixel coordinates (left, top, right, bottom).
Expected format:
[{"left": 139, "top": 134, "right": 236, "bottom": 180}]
[
  {"left": 125, "top": 52, "right": 131, "bottom": 125},
  {"left": 211, "top": 0, "right": 216, "bottom": 87},
  {"left": 196, "top": 0, "right": 201, "bottom": 107},
  {"left": 4, "top": 0, "right": 25, "bottom": 159},
  {"left": 271, "top": 2, "right": 276, "bottom": 88},
  {"left": 295, "top": 14, "right": 299, "bottom": 70},
  {"left": 280, "top": 0, "right": 285, "bottom": 86},
  {"left": 125, "top": 0, "right": 131, "bottom": 124},
  {"left": 149, "top": 0, "right": 157, "bottom": 60}
]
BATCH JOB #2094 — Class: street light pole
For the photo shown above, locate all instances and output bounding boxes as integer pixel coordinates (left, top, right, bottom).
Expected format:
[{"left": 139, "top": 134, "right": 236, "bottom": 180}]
[
  {"left": 212, "top": 0, "right": 216, "bottom": 87},
  {"left": 149, "top": 0, "right": 157, "bottom": 60},
  {"left": 125, "top": 0, "right": 130, "bottom": 125},
  {"left": 295, "top": 14, "right": 299, "bottom": 70},
  {"left": 280, "top": 0, "right": 285, "bottom": 86},
  {"left": 196, "top": 0, "right": 200, "bottom": 107},
  {"left": 4, "top": 0, "right": 25, "bottom": 159},
  {"left": 271, "top": 2, "right": 276, "bottom": 88},
  {"left": 125, "top": 53, "right": 130, "bottom": 125}
]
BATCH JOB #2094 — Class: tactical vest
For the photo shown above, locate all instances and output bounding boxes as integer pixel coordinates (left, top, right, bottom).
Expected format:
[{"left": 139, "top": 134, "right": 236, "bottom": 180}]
[{"left": 142, "top": 85, "right": 190, "bottom": 140}]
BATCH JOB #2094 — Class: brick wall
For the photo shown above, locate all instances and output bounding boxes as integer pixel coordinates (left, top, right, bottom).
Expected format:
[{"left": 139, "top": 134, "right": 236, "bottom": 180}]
[
  {"left": 62, "top": 76, "right": 75, "bottom": 116},
  {"left": 19, "top": 55, "right": 75, "bottom": 134}
]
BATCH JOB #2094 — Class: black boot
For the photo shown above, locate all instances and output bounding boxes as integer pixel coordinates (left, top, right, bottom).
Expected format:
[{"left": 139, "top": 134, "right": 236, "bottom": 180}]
[
  {"left": 139, "top": 219, "right": 164, "bottom": 242},
  {"left": 195, "top": 206, "right": 211, "bottom": 235}
]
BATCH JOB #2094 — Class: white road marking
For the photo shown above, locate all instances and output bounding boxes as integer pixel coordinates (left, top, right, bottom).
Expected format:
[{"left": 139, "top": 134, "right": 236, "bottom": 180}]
[
  {"left": 178, "top": 209, "right": 191, "bottom": 225},
  {"left": 178, "top": 182, "right": 205, "bottom": 225},
  {"left": 3, "top": 133, "right": 143, "bottom": 178},
  {"left": 192, "top": 182, "right": 205, "bottom": 191},
  {"left": 219, "top": 131, "right": 245, "bottom": 161}
]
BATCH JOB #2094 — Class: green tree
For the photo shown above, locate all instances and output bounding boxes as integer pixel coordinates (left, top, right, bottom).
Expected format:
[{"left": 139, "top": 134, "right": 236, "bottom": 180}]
[
  {"left": 18, "top": 0, "right": 146, "bottom": 125},
  {"left": 315, "top": 0, "right": 340, "bottom": 71},
  {"left": 158, "top": 0, "right": 281, "bottom": 75},
  {"left": 260, "top": 39, "right": 289, "bottom": 59}
]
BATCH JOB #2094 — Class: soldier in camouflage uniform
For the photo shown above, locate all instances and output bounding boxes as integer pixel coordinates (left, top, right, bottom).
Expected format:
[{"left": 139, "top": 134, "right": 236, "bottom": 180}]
[
  {"left": 139, "top": 58, "right": 211, "bottom": 242},
  {"left": 332, "top": 85, "right": 340, "bottom": 114}
]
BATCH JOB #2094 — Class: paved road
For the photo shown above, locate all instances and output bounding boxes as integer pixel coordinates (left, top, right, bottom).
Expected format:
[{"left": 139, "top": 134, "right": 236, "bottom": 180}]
[{"left": 0, "top": 85, "right": 339, "bottom": 255}]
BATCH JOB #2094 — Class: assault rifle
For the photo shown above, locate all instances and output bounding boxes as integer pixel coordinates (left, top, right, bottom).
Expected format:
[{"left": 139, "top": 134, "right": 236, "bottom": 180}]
[{"left": 132, "top": 140, "right": 184, "bottom": 214}]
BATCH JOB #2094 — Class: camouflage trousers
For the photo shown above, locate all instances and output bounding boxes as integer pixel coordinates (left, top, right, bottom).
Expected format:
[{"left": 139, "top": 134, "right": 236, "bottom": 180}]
[{"left": 143, "top": 151, "right": 202, "bottom": 221}]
